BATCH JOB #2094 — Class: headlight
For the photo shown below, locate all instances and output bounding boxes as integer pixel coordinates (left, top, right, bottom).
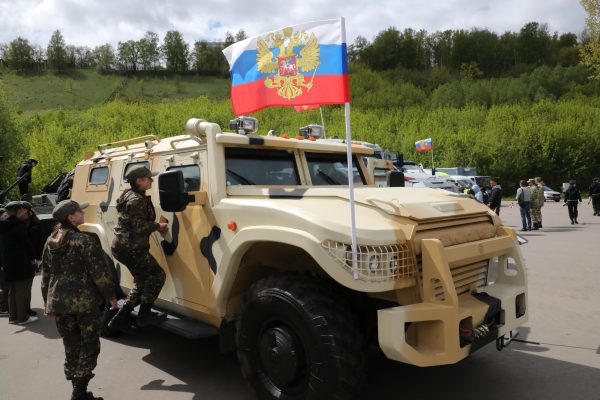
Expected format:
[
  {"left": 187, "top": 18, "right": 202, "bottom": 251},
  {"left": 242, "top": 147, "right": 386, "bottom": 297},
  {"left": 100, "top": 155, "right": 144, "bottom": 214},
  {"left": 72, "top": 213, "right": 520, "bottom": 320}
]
[{"left": 322, "top": 241, "right": 417, "bottom": 282}]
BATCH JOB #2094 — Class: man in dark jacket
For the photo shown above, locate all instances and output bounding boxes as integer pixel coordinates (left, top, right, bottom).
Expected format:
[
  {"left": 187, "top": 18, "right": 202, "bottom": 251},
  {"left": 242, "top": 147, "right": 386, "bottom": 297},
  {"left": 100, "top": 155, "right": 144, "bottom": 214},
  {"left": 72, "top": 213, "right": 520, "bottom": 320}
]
[
  {"left": 564, "top": 180, "right": 582, "bottom": 224},
  {"left": 588, "top": 177, "right": 600, "bottom": 216},
  {"left": 0, "top": 201, "right": 37, "bottom": 324},
  {"left": 42, "top": 200, "right": 117, "bottom": 400},
  {"left": 488, "top": 178, "right": 502, "bottom": 215},
  {"left": 16, "top": 159, "right": 38, "bottom": 197}
]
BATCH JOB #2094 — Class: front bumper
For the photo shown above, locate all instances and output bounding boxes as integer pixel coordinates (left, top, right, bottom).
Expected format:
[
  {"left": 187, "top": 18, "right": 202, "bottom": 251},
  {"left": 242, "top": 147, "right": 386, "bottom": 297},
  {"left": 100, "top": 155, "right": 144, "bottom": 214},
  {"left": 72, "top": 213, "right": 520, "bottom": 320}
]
[{"left": 377, "top": 227, "right": 528, "bottom": 367}]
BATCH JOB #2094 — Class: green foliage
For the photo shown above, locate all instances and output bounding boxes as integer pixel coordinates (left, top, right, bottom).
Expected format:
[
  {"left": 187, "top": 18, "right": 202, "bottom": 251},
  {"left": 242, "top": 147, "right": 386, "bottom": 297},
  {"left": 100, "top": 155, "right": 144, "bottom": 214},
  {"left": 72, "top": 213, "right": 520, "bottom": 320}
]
[
  {"left": 1, "top": 64, "right": 600, "bottom": 196},
  {"left": 47, "top": 30, "right": 68, "bottom": 72}
]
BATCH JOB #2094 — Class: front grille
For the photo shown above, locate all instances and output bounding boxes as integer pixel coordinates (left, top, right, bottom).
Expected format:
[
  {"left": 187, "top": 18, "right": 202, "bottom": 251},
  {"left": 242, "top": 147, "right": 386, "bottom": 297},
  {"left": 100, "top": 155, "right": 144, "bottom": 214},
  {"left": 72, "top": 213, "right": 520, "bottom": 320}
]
[{"left": 422, "top": 260, "right": 489, "bottom": 301}]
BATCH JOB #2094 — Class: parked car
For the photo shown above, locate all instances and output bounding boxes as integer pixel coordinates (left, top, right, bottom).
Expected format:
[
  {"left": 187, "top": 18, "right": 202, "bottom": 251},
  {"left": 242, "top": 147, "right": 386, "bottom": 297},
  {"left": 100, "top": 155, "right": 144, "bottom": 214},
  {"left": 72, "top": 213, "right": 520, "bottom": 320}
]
[{"left": 543, "top": 185, "right": 561, "bottom": 202}]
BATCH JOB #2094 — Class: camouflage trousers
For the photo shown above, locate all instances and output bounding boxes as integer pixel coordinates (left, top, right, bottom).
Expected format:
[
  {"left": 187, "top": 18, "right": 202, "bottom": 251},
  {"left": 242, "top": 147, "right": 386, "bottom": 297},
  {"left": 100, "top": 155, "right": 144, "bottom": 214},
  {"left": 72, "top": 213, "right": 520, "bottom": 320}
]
[
  {"left": 55, "top": 312, "right": 101, "bottom": 380},
  {"left": 112, "top": 245, "right": 166, "bottom": 307},
  {"left": 531, "top": 207, "right": 542, "bottom": 224}
]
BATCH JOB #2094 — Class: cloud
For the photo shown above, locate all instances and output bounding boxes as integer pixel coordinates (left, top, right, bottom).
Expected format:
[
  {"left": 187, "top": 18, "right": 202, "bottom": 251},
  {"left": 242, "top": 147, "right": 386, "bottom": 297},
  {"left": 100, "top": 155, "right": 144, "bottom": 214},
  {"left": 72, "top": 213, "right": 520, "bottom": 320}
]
[{"left": 0, "top": 0, "right": 587, "bottom": 49}]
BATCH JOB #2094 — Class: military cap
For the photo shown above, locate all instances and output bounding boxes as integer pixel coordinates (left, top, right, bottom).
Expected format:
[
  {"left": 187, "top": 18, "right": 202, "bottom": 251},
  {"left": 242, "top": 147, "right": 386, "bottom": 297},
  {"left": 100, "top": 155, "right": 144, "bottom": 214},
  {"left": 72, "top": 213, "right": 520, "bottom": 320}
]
[
  {"left": 594, "top": 177, "right": 599, "bottom": 181},
  {"left": 569, "top": 180, "right": 576, "bottom": 184},
  {"left": 52, "top": 200, "right": 89, "bottom": 221},
  {"left": 20, "top": 201, "right": 33, "bottom": 209},
  {"left": 125, "top": 166, "right": 158, "bottom": 183},
  {"left": 4, "top": 201, "right": 26, "bottom": 211},
  {"left": 29, "top": 158, "right": 38, "bottom": 164}
]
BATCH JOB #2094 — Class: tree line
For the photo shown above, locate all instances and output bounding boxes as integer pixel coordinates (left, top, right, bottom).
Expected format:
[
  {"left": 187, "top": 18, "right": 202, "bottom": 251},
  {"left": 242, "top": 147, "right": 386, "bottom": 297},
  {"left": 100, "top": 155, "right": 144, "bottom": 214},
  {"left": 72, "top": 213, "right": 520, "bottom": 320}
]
[
  {"left": 349, "top": 22, "right": 581, "bottom": 79},
  {"left": 1, "top": 21, "right": 581, "bottom": 79},
  {"left": 0, "top": 29, "right": 247, "bottom": 75}
]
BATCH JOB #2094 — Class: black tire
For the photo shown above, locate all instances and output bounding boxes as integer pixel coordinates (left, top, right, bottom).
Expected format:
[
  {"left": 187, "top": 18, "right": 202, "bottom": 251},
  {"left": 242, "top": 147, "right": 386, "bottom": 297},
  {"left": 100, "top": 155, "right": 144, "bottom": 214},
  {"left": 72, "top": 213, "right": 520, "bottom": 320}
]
[{"left": 236, "top": 274, "right": 366, "bottom": 400}]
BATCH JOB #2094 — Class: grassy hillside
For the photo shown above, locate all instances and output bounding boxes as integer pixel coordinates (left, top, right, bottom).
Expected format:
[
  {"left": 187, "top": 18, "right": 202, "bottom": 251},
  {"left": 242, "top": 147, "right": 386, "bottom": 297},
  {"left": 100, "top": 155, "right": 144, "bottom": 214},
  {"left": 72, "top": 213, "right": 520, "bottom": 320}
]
[{"left": 0, "top": 70, "right": 230, "bottom": 112}]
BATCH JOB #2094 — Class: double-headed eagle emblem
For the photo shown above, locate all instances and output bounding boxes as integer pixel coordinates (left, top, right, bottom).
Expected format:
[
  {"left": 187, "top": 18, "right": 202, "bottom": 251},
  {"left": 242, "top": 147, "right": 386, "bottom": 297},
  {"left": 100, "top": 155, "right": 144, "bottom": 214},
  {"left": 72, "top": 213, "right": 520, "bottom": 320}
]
[{"left": 257, "top": 27, "right": 320, "bottom": 100}]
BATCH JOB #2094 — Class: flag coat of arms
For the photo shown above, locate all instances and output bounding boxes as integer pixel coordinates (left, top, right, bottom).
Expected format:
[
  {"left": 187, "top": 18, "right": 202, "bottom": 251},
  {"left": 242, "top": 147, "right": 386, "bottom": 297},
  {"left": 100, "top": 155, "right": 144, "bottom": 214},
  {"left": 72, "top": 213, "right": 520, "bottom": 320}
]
[
  {"left": 222, "top": 18, "right": 349, "bottom": 115},
  {"left": 415, "top": 138, "right": 432, "bottom": 152}
]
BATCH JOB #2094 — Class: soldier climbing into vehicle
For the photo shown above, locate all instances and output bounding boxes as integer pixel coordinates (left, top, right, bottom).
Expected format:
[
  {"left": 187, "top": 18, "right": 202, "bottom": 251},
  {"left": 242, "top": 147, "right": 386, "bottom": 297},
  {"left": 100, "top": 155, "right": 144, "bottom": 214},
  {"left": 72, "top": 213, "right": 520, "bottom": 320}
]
[{"left": 108, "top": 166, "right": 169, "bottom": 333}]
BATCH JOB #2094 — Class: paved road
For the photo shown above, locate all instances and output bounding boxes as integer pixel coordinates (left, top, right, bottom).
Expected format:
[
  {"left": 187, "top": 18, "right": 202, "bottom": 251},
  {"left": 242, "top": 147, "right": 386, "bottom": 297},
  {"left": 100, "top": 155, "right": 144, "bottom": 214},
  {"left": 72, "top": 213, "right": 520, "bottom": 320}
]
[{"left": 1, "top": 199, "right": 599, "bottom": 399}]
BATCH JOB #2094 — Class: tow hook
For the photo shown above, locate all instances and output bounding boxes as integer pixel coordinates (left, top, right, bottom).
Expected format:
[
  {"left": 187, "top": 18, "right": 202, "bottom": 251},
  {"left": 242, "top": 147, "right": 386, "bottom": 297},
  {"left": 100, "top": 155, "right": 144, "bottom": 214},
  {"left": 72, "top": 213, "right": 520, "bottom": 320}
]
[{"left": 496, "top": 330, "right": 541, "bottom": 351}]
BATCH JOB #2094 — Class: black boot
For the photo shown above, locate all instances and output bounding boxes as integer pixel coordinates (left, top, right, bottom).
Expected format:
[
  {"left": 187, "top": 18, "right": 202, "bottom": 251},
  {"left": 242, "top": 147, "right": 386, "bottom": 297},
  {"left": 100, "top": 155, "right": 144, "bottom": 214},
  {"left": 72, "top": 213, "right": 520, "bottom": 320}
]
[
  {"left": 71, "top": 377, "right": 103, "bottom": 400},
  {"left": 108, "top": 304, "right": 136, "bottom": 333},
  {"left": 532, "top": 222, "right": 539, "bottom": 230},
  {"left": 538, "top": 221, "right": 542, "bottom": 228},
  {"left": 137, "top": 303, "right": 167, "bottom": 327}
]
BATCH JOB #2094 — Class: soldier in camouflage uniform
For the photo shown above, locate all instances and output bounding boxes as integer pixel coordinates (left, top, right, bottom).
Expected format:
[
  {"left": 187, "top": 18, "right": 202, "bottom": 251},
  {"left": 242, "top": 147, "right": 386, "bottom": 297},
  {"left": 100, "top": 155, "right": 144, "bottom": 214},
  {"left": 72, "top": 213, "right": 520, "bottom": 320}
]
[
  {"left": 108, "top": 166, "right": 169, "bottom": 333},
  {"left": 529, "top": 179, "right": 542, "bottom": 230},
  {"left": 535, "top": 177, "right": 545, "bottom": 227},
  {"left": 41, "top": 200, "right": 117, "bottom": 400}
]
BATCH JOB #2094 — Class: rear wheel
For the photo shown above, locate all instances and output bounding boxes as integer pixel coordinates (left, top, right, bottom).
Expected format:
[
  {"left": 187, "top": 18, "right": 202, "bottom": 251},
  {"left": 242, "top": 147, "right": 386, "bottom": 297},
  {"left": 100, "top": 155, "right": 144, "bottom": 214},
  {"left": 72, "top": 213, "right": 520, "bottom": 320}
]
[{"left": 236, "top": 274, "right": 365, "bottom": 400}]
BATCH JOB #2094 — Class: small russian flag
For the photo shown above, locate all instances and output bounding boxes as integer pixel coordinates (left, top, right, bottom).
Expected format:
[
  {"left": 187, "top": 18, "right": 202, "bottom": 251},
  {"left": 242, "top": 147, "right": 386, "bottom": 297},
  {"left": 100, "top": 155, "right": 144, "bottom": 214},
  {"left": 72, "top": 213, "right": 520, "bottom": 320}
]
[{"left": 415, "top": 138, "right": 432, "bottom": 152}]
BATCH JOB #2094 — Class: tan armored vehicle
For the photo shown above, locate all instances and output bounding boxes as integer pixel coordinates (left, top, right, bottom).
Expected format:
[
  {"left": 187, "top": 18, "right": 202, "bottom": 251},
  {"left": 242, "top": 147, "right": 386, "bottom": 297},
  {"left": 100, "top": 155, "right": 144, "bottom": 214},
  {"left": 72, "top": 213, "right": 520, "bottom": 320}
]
[{"left": 71, "top": 117, "right": 528, "bottom": 399}]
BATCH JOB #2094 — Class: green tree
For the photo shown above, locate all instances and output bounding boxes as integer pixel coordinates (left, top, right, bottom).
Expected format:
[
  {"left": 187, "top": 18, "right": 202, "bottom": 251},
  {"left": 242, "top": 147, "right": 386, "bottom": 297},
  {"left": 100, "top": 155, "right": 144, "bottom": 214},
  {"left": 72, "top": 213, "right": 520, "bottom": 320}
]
[
  {"left": 6, "top": 37, "right": 34, "bottom": 71},
  {"left": 94, "top": 44, "right": 116, "bottom": 72},
  {"left": 192, "top": 40, "right": 222, "bottom": 75},
  {"left": 137, "top": 31, "right": 160, "bottom": 71},
  {"left": 234, "top": 30, "right": 247, "bottom": 42},
  {"left": 364, "top": 27, "right": 402, "bottom": 70},
  {"left": 162, "top": 31, "right": 189, "bottom": 72},
  {"left": 580, "top": 0, "right": 600, "bottom": 79},
  {"left": 348, "top": 35, "right": 369, "bottom": 62},
  {"left": 117, "top": 40, "right": 138, "bottom": 71},
  {"left": 47, "top": 30, "right": 68, "bottom": 72}
]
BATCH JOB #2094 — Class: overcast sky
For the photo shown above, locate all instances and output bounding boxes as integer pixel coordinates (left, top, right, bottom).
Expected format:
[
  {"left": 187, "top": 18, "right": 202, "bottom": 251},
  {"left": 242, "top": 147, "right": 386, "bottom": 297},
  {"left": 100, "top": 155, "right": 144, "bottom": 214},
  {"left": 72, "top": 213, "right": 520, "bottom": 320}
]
[{"left": 0, "top": 0, "right": 587, "bottom": 49}]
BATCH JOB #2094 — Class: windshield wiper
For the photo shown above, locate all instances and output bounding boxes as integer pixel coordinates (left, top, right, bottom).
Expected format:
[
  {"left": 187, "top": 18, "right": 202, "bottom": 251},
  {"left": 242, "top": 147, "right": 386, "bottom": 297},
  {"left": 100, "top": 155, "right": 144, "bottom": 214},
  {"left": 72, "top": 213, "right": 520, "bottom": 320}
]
[
  {"left": 316, "top": 168, "right": 340, "bottom": 185},
  {"left": 227, "top": 169, "right": 255, "bottom": 185}
]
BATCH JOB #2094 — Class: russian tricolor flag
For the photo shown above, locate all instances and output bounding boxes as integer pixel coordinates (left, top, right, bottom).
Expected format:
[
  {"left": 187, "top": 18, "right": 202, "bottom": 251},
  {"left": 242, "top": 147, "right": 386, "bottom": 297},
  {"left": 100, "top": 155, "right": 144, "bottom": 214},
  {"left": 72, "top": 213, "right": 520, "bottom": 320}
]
[
  {"left": 223, "top": 18, "right": 349, "bottom": 115},
  {"left": 415, "top": 138, "right": 433, "bottom": 152}
]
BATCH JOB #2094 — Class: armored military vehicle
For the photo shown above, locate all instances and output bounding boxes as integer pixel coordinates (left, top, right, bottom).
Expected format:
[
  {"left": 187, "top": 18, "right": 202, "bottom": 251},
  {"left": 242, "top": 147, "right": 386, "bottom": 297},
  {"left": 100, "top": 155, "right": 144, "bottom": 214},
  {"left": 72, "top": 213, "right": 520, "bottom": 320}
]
[{"left": 71, "top": 117, "right": 528, "bottom": 399}]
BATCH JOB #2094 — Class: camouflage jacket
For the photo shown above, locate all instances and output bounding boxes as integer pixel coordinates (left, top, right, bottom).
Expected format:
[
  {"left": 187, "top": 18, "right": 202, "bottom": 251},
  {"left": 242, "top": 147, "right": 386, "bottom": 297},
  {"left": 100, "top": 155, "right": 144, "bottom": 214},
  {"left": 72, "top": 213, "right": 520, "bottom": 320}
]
[
  {"left": 41, "top": 228, "right": 115, "bottom": 314},
  {"left": 537, "top": 183, "right": 545, "bottom": 207},
  {"left": 530, "top": 185, "right": 542, "bottom": 208},
  {"left": 113, "top": 190, "right": 160, "bottom": 250}
]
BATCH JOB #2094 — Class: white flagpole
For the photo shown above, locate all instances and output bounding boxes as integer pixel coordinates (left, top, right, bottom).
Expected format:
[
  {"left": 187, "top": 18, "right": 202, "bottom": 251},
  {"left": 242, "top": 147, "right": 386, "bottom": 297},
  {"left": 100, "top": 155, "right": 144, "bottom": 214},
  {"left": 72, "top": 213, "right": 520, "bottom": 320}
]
[
  {"left": 431, "top": 143, "right": 435, "bottom": 174},
  {"left": 344, "top": 102, "right": 358, "bottom": 279},
  {"left": 340, "top": 17, "right": 358, "bottom": 279},
  {"left": 319, "top": 106, "right": 326, "bottom": 138}
]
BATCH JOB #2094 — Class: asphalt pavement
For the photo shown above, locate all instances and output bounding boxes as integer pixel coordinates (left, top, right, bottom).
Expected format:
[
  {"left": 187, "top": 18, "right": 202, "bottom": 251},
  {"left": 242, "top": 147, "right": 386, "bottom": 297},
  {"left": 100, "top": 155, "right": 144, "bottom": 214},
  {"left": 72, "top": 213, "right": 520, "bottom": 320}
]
[{"left": 1, "top": 199, "right": 599, "bottom": 400}]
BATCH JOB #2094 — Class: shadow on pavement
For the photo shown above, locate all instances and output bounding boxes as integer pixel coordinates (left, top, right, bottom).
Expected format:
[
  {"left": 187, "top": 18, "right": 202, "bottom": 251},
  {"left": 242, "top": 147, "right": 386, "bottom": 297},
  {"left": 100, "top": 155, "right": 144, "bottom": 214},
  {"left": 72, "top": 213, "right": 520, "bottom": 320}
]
[
  {"left": 104, "top": 325, "right": 600, "bottom": 400},
  {"left": 12, "top": 307, "right": 61, "bottom": 339}
]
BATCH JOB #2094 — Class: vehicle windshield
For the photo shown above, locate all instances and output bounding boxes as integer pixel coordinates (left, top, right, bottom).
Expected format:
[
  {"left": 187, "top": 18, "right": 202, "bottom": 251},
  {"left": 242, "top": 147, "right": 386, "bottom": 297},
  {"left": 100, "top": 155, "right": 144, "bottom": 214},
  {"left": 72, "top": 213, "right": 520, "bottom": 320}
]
[
  {"left": 475, "top": 176, "right": 491, "bottom": 188},
  {"left": 225, "top": 148, "right": 300, "bottom": 185},
  {"left": 544, "top": 186, "right": 555, "bottom": 192},
  {"left": 306, "top": 152, "right": 366, "bottom": 186}
]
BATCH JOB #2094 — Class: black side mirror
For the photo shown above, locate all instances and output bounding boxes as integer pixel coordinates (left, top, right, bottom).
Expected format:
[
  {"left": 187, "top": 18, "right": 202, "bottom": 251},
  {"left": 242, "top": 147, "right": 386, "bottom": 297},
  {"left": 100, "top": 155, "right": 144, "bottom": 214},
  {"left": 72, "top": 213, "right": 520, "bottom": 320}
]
[
  {"left": 159, "top": 170, "right": 193, "bottom": 212},
  {"left": 387, "top": 170, "right": 405, "bottom": 187}
]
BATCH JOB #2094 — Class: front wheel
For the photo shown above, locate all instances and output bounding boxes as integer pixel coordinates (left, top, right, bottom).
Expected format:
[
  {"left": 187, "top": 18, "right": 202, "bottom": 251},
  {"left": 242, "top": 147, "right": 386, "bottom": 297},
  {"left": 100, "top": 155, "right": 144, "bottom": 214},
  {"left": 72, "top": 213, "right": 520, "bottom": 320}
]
[{"left": 236, "top": 275, "right": 365, "bottom": 400}]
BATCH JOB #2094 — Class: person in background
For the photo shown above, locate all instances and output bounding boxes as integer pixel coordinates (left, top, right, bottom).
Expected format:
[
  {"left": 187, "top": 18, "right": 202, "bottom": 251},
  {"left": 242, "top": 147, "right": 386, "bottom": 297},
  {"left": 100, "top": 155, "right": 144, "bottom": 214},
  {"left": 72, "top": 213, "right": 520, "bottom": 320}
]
[
  {"left": 564, "top": 180, "right": 582, "bottom": 224},
  {"left": 588, "top": 177, "right": 600, "bottom": 216},
  {"left": 21, "top": 201, "right": 42, "bottom": 316},
  {"left": 0, "top": 205, "right": 8, "bottom": 317},
  {"left": 16, "top": 159, "right": 38, "bottom": 198},
  {"left": 488, "top": 178, "right": 502, "bottom": 215},
  {"left": 516, "top": 180, "right": 532, "bottom": 231},
  {"left": 42, "top": 200, "right": 117, "bottom": 400},
  {"left": 0, "top": 201, "right": 38, "bottom": 325},
  {"left": 529, "top": 178, "right": 542, "bottom": 230},
  {"left": 535, "top": 177, "right": 546, "bottom": 227}
]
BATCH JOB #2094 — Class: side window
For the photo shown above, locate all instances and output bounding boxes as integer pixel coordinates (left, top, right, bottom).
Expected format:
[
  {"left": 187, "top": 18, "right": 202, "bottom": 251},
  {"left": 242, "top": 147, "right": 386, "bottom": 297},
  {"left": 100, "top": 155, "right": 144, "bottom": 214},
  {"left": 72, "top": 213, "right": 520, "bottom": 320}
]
[
  {"left": 89, "top": 166, "right": 109, "bottom": 185},
  {"left": 306, "top": 152, "right": 366, "bottom": 186},
  {"left": 166, "top": 165, "right": 201, "bottom": 192},
  {"left": 225, "top": 147, "right": 300, "bottom": 186},
  {"left": 123, "top": 161, "right": 150, "bottom": 181}
]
